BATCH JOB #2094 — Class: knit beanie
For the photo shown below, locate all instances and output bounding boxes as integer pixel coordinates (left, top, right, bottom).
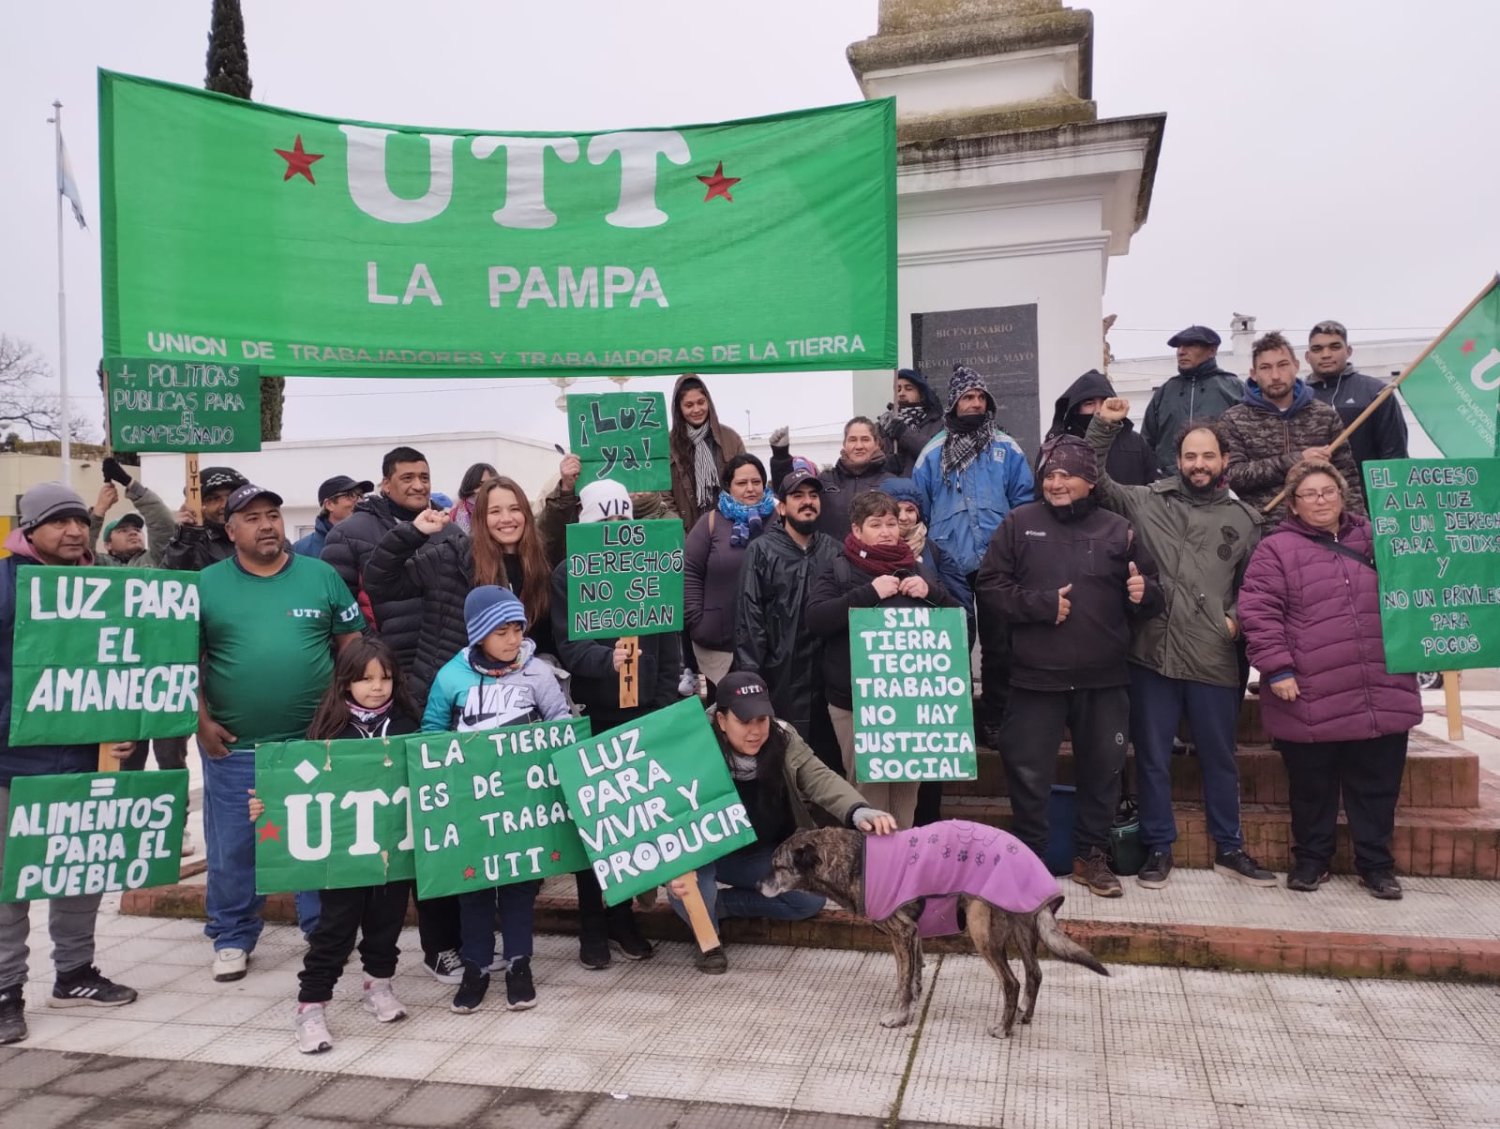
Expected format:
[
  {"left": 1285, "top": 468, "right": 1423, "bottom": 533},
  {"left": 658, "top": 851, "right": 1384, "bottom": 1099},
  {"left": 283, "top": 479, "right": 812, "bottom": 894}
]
[
  {"left": 878, "top": 477, "right": 926, "bottom": 523},
  {"left": 578, "top": 480, "right": 633, "bottom": 524},
  {"left": 465, "top": 585, "right": 527, "bottom": 646},
  {"left": 19, "top": 482, "right": 89, "bottom": 532},
  {"left": 1038, "top": 435, "right": 1099, "bottom": 485},
  {"left": 946, "top": 365, "right": 996, "bottom": 414}
]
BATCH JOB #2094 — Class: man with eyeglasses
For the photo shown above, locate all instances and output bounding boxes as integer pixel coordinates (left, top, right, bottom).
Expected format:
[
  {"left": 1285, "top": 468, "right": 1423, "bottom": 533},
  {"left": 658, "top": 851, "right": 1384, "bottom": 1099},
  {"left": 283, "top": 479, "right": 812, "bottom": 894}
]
[
  {"left": 293, "top": 474, "right": 373, "bottom": 559},
  {"left": 1304, "top": 320, "right": 1408, "bottom": 501},
  {"left": 1218, "top": 331, "right": 1364, "bottom": 526}
]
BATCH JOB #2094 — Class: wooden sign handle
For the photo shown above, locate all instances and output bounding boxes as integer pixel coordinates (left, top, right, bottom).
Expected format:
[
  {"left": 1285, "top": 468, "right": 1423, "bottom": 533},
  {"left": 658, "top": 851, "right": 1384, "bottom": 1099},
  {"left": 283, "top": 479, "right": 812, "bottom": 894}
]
[
  {"left": 617, "top": 635, "right": 640, "bottom": 708},
  {"left": 1443, "top": 671, "right": 1464, "bottom": 740},
  {"left": 184, "top": 453, "right": 202, "bottom": 523},
  {"left": 97, "top": 743, "right": 121, "bottom": 772},
  {"left": 676, "top": 876, "right": 721, "bottom": 952}
]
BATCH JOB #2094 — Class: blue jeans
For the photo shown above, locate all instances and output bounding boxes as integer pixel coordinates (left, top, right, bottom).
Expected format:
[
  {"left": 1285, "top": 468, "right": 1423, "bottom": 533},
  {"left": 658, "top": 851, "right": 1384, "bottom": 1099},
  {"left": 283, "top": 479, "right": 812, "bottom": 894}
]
[
  {"left": 666, "top": 846, "right": 825, "bottom": 932},
  {"left": 295, "top": 891, "right": 321, "bottom": 938},
  {"left": 1128, "top": 665, "right": 1243, "bottom": 853},
  {"left": 457, "top": 881, "right": 541, "bottom": 972},
  {"left": 201, "top": 749, "right": 265, "bottom": 954}
]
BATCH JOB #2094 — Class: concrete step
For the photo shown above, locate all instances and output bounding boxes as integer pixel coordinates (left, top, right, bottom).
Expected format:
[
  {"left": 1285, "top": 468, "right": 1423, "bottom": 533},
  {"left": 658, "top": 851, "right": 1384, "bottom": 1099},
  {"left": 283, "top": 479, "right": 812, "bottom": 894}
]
[{"left": 119, "top": 868, "right": 1500, "bottom": 984}]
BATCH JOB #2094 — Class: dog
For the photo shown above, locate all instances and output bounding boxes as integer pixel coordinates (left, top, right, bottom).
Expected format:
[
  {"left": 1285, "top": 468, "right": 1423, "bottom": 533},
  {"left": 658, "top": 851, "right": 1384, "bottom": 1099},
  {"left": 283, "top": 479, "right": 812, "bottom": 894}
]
[{"left": 759, "top": 820, "right": 1107, "bottom": 1037}]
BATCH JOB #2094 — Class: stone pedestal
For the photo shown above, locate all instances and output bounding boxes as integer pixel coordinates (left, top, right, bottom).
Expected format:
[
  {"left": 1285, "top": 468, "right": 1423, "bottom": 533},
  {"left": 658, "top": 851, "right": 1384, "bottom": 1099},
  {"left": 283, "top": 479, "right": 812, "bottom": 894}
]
[{"left": 847, "top": 0, "right": 1165, "bottom": 450}]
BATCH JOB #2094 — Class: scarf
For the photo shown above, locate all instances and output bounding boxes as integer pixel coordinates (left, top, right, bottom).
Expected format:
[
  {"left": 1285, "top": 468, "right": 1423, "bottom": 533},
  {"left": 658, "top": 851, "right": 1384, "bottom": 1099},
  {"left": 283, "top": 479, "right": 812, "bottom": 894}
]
[
  {"left": 346, "top": 696, "right": 395, "bottom": 739},
  {"left": 717, "top": 490, "right": 776, "bottom": 548},
  {"left": 687, "top": 421, "right": 720, "bottom": 508},
  {"left": 901, "top": 520, "right": 928, "bottom": 559},
  {"left": 843, "top": 533, "right": 917, "bottom": 578},
  {"left": 940, "top": 410, "right": 995, "bottom": 479},
  {"left": 452, "top": 498, "right": 476, "bottom": 533},
  {"left": 897, "top": 404, "right": 928, "bottom": 429}
]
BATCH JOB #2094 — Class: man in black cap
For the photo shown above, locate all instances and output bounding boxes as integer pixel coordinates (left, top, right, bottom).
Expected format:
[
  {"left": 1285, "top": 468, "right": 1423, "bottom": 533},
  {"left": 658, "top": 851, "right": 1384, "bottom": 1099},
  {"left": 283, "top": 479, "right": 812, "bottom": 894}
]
[
  {"left": 1141, "top": 325, "right": 1242, "bottom": 476},
  {"left": 293, "top": 474, "right": 373, "bottom": 559},
  {"left": 160, "top": 465, "right": 249, "bottom": 572}
]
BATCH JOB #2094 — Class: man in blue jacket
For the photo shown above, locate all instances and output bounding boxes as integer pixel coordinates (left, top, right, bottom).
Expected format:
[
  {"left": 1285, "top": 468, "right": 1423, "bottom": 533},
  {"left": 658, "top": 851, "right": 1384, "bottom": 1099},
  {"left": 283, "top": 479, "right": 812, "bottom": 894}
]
[
  {"left": 913, "top": 366, "right": 1035, "bottom": 744},
  {"left": 292, "top": 474, "right": 371, "bottom": 559},
  {"left": 0, "top": 483, "right": 140, "bottom": 1044}
]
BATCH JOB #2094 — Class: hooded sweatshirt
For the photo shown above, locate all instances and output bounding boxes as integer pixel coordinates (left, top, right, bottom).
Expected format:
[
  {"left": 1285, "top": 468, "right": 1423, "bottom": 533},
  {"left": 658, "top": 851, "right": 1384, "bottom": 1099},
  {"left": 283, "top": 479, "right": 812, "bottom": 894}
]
[
  {"left": 421, "top": 637, "right": 570, "bottom": 732},
  {"left": 1043, "top": 371, "right": 1158, "bottom": 487},
  {"left": 668, "top": 374, "right": 746, "bottom": 532},
  {"left": 1141, "top": 359, "right": 1243, "bottom": 475},
  {"left": 880, "top": 368, "right": 944, "bottom": 477}
]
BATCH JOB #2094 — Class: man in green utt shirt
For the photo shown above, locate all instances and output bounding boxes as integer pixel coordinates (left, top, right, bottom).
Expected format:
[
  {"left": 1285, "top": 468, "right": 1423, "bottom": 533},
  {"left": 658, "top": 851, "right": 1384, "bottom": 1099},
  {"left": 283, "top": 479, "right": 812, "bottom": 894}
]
[{"left": 197, "top": 484, "right": 365, "bottom": 983}]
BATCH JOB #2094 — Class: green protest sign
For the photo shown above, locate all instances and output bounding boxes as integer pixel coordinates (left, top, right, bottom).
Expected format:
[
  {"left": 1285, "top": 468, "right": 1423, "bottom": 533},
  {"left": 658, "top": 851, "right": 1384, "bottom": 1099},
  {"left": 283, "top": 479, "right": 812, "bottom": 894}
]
[
  {"left": 9, "top": 567, "right": 200, "bottom": 746},
  {"left": 254, "top": 739, "right": 414, "bottom": 894},
  {"left": 564, "top": 518, "right": 684, "bottom": 640},
  {"left": 567, "top": 392, "right": 670, "bottom": 492},
  {"left": 1365, "top": 458, "right": 1500, "bottom": 672},
  {"left": 105, "top": 357, "right": 262, "bottom": 452},
  {"left": 1395, "top": 278, "right": 1500, "bottom": 458},
  {"left": 99, "top": 70, "right": 896, "bottom": 377},
  {"left": 551, "top": 698, "right": 756, "bottom": 906},
  {"left": 849, "top": 606, "right": 977, "bottom": 783},
  {"left": 406, "top": 718, "right": 592, "bottom": 899},
  {"left": 1, "top": 770, "right": 188, "bottom": 903}
]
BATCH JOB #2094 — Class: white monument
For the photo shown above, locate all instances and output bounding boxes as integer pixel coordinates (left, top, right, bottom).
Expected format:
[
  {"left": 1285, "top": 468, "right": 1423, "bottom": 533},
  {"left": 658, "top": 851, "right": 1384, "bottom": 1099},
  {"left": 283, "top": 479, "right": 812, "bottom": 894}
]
[{"left": 847, "top": 0, "right": 1165, "bottom": 457}]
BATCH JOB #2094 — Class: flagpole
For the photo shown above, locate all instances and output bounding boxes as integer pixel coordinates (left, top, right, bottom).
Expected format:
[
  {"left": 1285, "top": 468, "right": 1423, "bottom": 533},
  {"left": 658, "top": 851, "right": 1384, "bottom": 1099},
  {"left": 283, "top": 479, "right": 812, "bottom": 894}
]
[{"left": 50, "top": 99, "right": 71, "bottom": 486}]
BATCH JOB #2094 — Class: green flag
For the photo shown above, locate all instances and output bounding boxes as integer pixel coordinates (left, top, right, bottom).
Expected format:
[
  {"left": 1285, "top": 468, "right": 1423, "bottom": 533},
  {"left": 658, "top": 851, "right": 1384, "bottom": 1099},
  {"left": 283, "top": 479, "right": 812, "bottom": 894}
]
[
  {"left": 1397, "top": 277, "right": 1500, "bottom": 458},
  {"left": 99, "top": 70, "right": 895, "bottom": 377}
]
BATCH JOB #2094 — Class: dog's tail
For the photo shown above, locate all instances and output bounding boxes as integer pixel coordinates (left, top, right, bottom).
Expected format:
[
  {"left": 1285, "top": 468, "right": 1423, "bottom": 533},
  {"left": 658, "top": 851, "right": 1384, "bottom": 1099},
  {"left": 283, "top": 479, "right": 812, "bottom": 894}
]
[{"left": 1036, "top": 907, "right": 1109, "bottom": 977}]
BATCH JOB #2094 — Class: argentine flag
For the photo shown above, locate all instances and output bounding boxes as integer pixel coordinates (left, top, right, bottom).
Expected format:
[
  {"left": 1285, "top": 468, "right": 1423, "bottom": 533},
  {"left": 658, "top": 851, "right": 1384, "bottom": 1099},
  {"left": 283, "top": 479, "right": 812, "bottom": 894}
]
[{"left": 56, "top": 129, "right": 87, "bottom": 230}]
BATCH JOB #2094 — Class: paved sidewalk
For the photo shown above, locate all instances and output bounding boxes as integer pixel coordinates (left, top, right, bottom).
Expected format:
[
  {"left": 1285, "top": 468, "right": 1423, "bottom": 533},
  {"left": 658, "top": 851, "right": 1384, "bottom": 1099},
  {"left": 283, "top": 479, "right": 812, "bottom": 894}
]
[{"left": 7, "top": 904, "right": 1500, "bottom": 1127}]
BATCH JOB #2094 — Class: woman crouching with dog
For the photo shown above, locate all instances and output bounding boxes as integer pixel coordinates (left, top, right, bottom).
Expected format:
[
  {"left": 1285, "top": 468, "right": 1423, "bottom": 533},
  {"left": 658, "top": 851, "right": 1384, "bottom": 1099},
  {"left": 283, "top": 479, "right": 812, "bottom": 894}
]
[{"left": 666, "top": 671, "right": 898, "bottom": 973}]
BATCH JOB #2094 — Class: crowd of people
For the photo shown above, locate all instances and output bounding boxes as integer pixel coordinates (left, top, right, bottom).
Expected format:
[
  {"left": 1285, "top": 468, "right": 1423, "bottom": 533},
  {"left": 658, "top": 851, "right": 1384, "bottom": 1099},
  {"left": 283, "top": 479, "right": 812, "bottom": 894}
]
[{"left": 0, "top": 319, "right": 1423, "bottom": 1051}]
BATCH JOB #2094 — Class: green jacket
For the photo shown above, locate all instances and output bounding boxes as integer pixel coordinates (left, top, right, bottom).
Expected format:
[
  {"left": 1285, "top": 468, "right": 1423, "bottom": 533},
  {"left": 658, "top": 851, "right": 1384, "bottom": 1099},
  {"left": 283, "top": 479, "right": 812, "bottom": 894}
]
[
  {"left": 90, "top": 480, "right": 178, "bottom": 569},
  {"left": 709, "top": 707, "right": 870, "bottom": 831},
  {"left": 1086, "top": 415, "right": 1263, "bottom": 687}
]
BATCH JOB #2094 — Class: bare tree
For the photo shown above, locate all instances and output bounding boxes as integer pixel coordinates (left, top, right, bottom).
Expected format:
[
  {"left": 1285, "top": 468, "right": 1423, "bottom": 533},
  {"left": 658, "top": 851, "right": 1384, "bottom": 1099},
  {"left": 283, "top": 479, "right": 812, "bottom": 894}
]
[{"left": 0, "top": 335, "right": 92, "bottom": 442}]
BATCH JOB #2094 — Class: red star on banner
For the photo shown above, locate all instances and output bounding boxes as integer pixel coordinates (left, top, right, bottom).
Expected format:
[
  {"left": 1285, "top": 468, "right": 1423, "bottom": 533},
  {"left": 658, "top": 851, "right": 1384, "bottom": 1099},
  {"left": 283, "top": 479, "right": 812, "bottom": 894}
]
[
  {"left": 550, "top": 850, "right": 562, "bottom": 862},
  {"left": 1461, "top": 339, "right": 1477, "bottom": 354},
  {"left": 697, "top": 162, "right": 741, "bottom": 203},
  {"left": 463, "top": 866, "right": 477, "bottom": 880},
  {"left": 274, "top": 135, "right": 324, "bottom": 184},
  {"left": 258, "top": 820, "right": 281, "bottom": 842}
]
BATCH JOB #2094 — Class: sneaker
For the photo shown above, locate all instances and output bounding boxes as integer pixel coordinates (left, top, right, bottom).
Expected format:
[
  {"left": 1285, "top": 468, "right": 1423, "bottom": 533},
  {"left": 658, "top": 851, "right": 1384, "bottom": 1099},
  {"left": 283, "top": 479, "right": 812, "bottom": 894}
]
[
  {"left": 608, "top": 916, "right": 655, "bottom": 961},
  {"left": 212, "top": 948, "right": 248, "bottom": 983},
  {"left": 0, "top": 986, "right": 26, "bottom": 1045},
  {"left": 1286, "top": 863, "right": 1331, "bottom": 893},
  {"left": 1214, "top": 848, "right": 1278, "bottom": 887},
  {"left": 1137, "top": 849, "right": 1173, "bottom": 889},
  {"left": 295, "top": 1003, "right": 333, "bottom": 1054},
  {"left": 49, "top": 965, "right": 137, "bottom": 1008},
  {"left": 693, "top": 946, "right": 728, "bottom": 975},
  {"left": 505, "top": 956, "right": 537, "bottom": 1011},
  {"left": 677, "top": 667, "right": 697, "bottom": 697},
  {"left": 1071, "top": 850, "right": 1123, "bottom": 898},
  {"left": 578, "top": 935, "right": 611, "bottom": 971},
  {"left": 361, "top": 978, "right": 406, "bottom": 1023},
  {"left": 1360, "top": 871, "right": 1404, "bottom": 900},
  {"left": 979, "top": 725, "right": 1003, "bottom": 751},
  {"left": 451, "top": 968, "right": 490, "bottom": 1014},
  {"left": 423, "top": 948, "right": 464, "bottom": 985},
  {"left": 180, "top": 826, "right": 197, "bottom": 857}
]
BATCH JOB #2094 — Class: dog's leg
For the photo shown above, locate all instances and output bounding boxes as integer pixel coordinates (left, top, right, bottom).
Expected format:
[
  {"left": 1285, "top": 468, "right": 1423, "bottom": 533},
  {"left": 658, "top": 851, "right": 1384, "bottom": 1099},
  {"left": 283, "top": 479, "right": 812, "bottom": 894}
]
[
  {"left": 876, "top": 912, "right": 921, "bottom": 1028},
  {"left": 1017, "top": 921, "right": 1042, "bottom": 1025},
  {"left": 969, "top": 904, "right": 1021, "bottom": 1038}
]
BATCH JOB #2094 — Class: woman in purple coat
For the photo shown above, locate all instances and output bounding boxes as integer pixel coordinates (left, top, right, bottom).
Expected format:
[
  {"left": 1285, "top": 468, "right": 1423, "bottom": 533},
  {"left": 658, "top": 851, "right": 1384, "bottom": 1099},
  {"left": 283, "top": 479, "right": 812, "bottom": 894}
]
[{"left": 1238, "top": 460, "right": 1421, "bottom": 900}]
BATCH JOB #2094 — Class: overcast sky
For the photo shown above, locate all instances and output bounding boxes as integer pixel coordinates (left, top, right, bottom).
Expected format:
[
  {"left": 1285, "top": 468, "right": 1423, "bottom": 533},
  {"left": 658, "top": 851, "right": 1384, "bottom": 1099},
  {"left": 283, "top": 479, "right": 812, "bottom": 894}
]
[{"left": 2, "top": 0, "right": 1497, "bottom": 459}]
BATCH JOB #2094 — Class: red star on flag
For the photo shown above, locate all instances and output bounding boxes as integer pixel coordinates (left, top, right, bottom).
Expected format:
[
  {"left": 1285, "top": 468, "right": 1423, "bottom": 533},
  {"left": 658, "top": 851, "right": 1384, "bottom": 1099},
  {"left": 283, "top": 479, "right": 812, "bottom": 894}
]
[
  {"left": 274, "top": 135, "right": 324, "bottom": 184},
  {"left": 1461, "top": 339, "right": 1477, "bottom": 354},
  {"left": 463, "top": 866, "right": 476, "bottom": 880},
  {"left": 258, "top": 820, "right": 281, "bottom": 843},
  {"left": 550, "top": 850, "right": 562, "bottom": 862},
  {"left": 697, "top": 162, "right": 741, "bottom": 203}
]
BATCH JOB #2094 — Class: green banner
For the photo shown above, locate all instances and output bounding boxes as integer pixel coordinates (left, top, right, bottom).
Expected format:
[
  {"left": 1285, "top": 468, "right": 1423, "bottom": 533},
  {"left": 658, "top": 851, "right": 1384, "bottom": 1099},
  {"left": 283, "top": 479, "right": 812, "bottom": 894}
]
[
  {"left": 564, "top": 518, "right": 684, "bottom": 640},
  {"left": 849, "top": 606, "right": 977, "bottom": 783},
  {"left": 567, "top": 392, "right": 670, "bottom": 493},
  {"left": 105, "top": 357, "right": 262, "bottom": 452},
  {"left": 551, "top": 698, "right": 755, "bottom": 905},
  {"left": 254, "top": 739, "right": 415, "bottom": 894},
  {"left": 1, "top": 770, "right": 188, "bottom": 902},
  {"left": 1397, "top": 278, "right": 1500, "bottom": 458},
  {"left": 9, "top": 567, "right": 200, "bottom": 746},
  {"left": 99, "top": 70, "right": 895, "bottom": 377},
  {"left": 406, "top": 719, "right": 592, "bottom": 900},
  {"left": 1366, "top": 458, "right": 1500, "bottom": 672}
]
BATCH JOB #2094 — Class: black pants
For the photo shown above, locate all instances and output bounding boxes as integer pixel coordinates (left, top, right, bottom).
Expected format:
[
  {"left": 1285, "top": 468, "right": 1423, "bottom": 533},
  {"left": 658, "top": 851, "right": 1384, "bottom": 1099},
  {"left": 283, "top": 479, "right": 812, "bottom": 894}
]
[
  {"left": 574, "top": 868, "right": 637, "bottom": 944},
  {"left": 999, "top": 685, "right": 1130, "bottom": 857},
  {"left": 971, "top": 570, "right": 1011, "bottom": 728},
  {"left": 416, "top": 894, "right": 461, "bottom": 960},
  {"left": 1277, "top": 732, "right": 1408, "bottom": 876},
  {"left": 298, "top": 880, "right": 412, "bottom": 1004},
  {"left": 120, "top": 735, "right": 188, "bottom": 772}
]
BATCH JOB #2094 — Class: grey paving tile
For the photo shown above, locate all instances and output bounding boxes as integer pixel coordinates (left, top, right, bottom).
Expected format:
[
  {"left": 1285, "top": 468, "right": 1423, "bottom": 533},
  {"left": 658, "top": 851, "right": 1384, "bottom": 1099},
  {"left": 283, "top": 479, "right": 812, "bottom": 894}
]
[
  {"left": 47, "top": 1054, "right": 172, "bottom": 1096},
  {"left": 470, "top": 1087, "right": 598, "bottom": 1128},
  {"left": 209, "top": 1068, "right": 330, "bottom": 1114},
  {"left": 298, "top": 1075, "right": 413, "bottom": 1120},
  {"left": 0, "top": 1048, "right": 98, "bottom": 1088},
  {"left": 0, "top": 1093, "right": 102, "bottom": 1129},
  {"left": 171, "top": 1114, "right": 272, "bottom": 1129},
  {"left": 71, "top": 1103, "right": 191, "bottom": 1128},
  {"left": 1216, "top": 1107, "right": 1440, "bottom": 1129},
  {"left": 383, "top": 1081, "right": 496, "bottom": 1127},
  {"left": 1109, "top": 1092, "right": 1224, "bottom": 1129}
]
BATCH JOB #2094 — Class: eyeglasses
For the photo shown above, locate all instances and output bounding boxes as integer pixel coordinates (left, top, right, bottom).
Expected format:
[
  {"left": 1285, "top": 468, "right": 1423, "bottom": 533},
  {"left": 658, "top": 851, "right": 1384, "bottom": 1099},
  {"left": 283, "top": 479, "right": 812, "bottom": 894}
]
[{"left": 1294, "top": 487, "right": 1341, "bottom": 503}]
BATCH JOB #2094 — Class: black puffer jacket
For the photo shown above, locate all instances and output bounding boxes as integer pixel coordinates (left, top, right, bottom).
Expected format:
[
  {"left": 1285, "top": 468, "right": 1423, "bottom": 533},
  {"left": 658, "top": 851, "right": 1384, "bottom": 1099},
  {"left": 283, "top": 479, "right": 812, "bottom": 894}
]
[
  {"left": 814, "top": 454, "right": 893, "bottom": 539},
  {"left": 160, "top": 521, "right": 234, "bottom": 572},
  {"left": 1308, "top": 364, "right": 1408, "bottom": 485},
  {"left": 733, "top": 525, "right": 841, "bottom": 738},
  {"left": 321, "top": 493, "right": 435, "bottom": 670},
  {"left": 976, "top": 497, "right": 1164, "bottom": 691},
  {"left": 1043, "top": 370, "right": 1158, "bottom": 486},
  {"left": 805, "top": 552, "right": 958, "bottom": 710},
  {"left": 363, "top": 522, "right": 473, "bottom": 709}
]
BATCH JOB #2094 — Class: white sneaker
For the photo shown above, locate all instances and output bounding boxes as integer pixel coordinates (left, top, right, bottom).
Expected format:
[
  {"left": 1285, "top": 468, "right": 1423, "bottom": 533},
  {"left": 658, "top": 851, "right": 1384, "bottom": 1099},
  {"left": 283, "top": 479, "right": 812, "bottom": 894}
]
[
  {"left": 180, "top": 826, "right": 197, "bottom": 857},
  {"left": 361, "top": 978, "right": 407, "bottom": 1023},
  {"left": 677, "top": 667, "right": 697, "bottom": 697},
  {"left": 212, "top": 948, "right": 248, "bottom": 982},
  {"left": 295, "top": 1003, "right": 333, "bottom": 1053}
]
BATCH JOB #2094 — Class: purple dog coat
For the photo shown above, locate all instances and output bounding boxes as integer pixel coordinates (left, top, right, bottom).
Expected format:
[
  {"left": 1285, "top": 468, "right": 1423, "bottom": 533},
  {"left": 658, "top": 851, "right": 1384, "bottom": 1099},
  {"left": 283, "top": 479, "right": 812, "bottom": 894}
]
[{"left": 862, "top": 820, "right": 1062, "bottom": 938}]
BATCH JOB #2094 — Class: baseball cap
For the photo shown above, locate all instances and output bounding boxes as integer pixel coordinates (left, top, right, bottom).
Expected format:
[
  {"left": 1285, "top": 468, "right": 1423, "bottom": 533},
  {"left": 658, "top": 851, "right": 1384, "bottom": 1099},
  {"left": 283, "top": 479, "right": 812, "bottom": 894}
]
[
  {"left": 779, "top": 468, "right": 823, "bottom": 496},
  {"left": 18, "top": 482, "right": 89, "bottom": 532},
  {"left": 1167, "top": 325, "right": 1222, "bottom": 348},
  {"left": 715, "top": 671, "right": 776, "bottom": 722},
  {"left": 317, "top": 474, "right": 373, "bottom": 506},
  {"left": 102, "top": 513, "right": 145, "bottom": 540},
  {"left": 223, "top": 483, "right": 284, "bottom": 518},
  {"left": 199, "top": 466, "right": 248, "bottom": 494}
]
